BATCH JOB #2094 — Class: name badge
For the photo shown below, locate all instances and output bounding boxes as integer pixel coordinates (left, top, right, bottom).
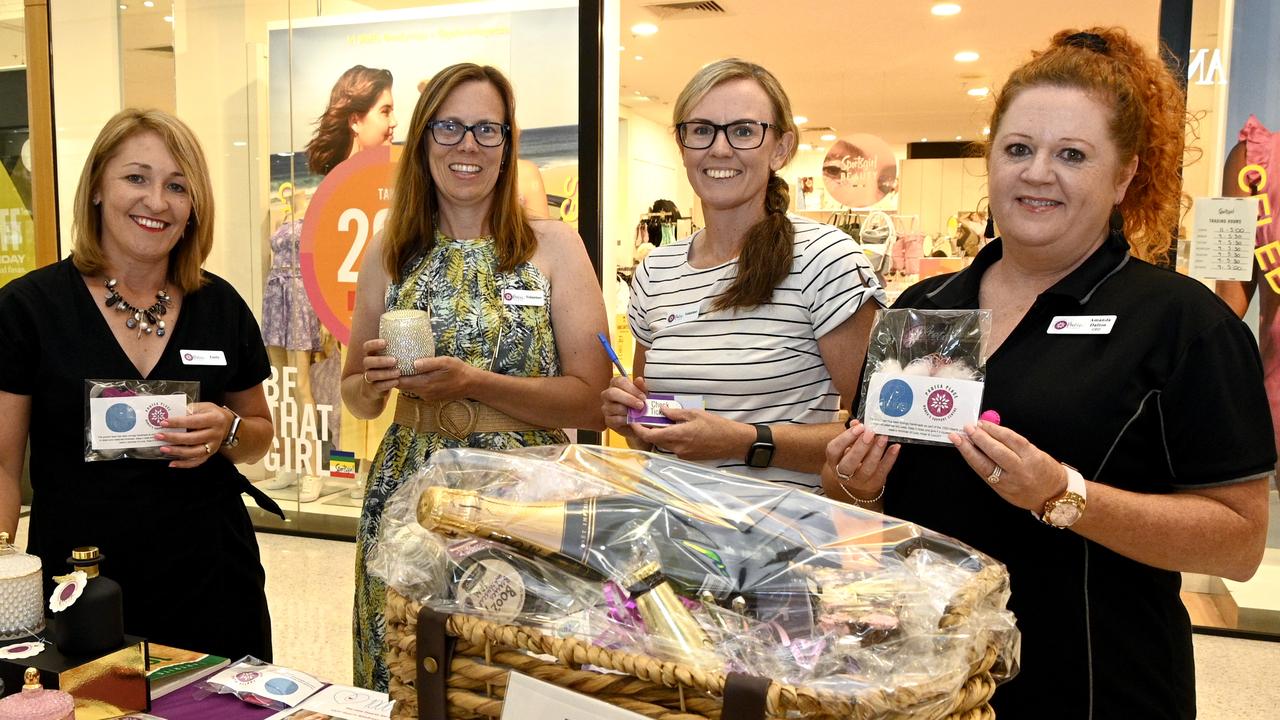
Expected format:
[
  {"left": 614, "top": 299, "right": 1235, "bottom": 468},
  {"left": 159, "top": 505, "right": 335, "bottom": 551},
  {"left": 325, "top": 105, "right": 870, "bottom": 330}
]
[
  {"left": 501, "top": 289, "right": 546, "bottom": 306},
  {"left": 180, "top": 349, "right": 227, "bottom": 365},
  {"left": 664, "top": 305, "right": 700, "bottom": 326},
  {"left": 1046, "top": 316, "right": 1116, "bottom": 335}
]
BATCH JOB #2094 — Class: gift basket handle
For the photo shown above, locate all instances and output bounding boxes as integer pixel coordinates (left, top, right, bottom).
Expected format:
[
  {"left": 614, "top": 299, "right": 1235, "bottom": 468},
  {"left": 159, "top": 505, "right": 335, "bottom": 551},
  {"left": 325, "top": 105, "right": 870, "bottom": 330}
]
[
  {"left": 723, "top": 672, "right": 770, "bottom": 720},
  {"left": 416, "top": 605, "right": 458, "bottom": 720}
]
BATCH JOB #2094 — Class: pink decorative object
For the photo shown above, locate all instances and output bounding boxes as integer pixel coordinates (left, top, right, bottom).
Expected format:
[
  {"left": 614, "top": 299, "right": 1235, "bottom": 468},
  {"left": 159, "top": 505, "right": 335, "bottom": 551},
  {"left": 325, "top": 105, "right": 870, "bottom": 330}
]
[{"left": 979, "top": 410, "right": 1001, "bottom": 425}]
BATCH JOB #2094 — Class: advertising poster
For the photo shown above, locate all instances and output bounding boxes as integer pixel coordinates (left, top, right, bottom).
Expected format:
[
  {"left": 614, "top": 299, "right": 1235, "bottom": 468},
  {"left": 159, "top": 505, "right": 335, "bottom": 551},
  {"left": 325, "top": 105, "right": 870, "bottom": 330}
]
[{"left": 253, "top": 1, "right": 579, "bottom": 503}]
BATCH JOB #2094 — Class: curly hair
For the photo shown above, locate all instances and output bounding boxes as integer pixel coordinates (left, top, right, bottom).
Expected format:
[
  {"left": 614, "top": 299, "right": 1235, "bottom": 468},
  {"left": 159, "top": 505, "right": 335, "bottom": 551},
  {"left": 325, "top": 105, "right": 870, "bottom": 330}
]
[
  {"left": 985, "top": 27, "right": 1186, "bottom": 261},
  {"left": 306, "top": 65, "right": 393, "bottom": 175},
  {"left": 673, "top": 58, "right": 798, "bottom": 311}
]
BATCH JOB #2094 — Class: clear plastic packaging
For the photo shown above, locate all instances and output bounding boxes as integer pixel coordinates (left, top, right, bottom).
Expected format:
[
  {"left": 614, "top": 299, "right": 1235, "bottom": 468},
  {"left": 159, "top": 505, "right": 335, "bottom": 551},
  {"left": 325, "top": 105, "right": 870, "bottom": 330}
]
[
  {"left": 197, "top": 657, "right": 322, "bottom": 710},
  {"left": 856, "top": 308, "right": 992, "bottom": 446},
  {"left": 369, "top": 445, "right": 1019, "bottom": 714},
  {"left": 84, "top": 379, "right": 201, "bottom": 461}
]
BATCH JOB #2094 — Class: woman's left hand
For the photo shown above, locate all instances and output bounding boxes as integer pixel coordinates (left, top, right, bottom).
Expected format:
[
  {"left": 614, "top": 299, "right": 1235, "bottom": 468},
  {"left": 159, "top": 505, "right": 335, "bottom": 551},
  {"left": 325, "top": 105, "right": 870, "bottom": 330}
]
[
  {"left": 155, "top": 402, "right": 233, "bottom": 469},
  {"left": 632, "top": 408, "right": 752, "bottom": 462},
  {"left": 395, "top": 356, "right": 479, "bottom": 401},
  {"left": 949, "top": 420, "right": 1069, "bottom": 512}
]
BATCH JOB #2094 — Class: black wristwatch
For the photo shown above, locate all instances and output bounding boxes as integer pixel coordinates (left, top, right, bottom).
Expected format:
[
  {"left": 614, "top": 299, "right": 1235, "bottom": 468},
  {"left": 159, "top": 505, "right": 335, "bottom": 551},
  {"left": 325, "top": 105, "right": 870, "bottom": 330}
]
[{"left": 745, "top": 424, "right": 775, "bottom": 468}]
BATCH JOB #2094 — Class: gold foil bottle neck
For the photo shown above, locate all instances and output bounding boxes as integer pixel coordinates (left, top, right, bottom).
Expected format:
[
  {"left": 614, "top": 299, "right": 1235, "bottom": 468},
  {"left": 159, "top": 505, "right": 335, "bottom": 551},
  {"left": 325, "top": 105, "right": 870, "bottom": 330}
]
[
  {"left": 71, "top": 547, "right": 100, "bottom": 562},
  {"left": 69, "top": 546, "right": 102, "bottom": 578},
  {"left": 22, "top": 667, "right": 41, "bottom": 691},
  {"left": 418, "top": 487, "right": 481, "bottom": 536}
]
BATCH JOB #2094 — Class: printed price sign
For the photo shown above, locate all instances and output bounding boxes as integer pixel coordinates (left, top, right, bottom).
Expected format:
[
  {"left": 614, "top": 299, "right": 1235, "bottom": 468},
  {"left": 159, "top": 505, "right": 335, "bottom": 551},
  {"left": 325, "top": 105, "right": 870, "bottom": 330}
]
[
  {"left": 1189, "top": 196, "right": 1259, "bottom": 281},
  {"left": 300, "top": 145, "right": 400, "bottom": 345},
  {"left": 500, "top": 672, "right": 646, "bottom": 720}
]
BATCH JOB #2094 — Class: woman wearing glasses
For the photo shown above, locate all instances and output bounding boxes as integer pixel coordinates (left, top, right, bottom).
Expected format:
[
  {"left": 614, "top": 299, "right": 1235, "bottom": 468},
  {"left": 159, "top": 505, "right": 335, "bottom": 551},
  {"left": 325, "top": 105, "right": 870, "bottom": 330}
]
[
  {"left": 342, "top": 63, "right": 609, "bottom": 690},
  {"left": 602, "top": 59, "right": 884, "bottom": 490}
]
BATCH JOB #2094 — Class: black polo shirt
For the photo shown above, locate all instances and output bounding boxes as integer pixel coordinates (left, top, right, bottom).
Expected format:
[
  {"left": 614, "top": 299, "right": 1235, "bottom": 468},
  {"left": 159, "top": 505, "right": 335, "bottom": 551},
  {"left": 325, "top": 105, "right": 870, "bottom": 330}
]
[{"left": 883, "top": 231, "right": 1274, "bottom": 719}]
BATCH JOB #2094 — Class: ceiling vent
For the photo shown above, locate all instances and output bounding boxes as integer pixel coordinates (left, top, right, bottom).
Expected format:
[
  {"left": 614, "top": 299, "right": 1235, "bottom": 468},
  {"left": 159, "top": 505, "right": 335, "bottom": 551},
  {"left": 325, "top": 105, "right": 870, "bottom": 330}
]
[{"left": 643, "top": 1, "right": 728, "bottom": 19}]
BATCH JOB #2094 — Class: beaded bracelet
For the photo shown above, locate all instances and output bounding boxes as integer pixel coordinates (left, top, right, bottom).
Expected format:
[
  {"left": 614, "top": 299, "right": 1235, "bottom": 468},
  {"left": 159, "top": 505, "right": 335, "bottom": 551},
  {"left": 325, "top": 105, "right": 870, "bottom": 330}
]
[{"left": 835, "top": 480, "right": 886, "bottom": 507}]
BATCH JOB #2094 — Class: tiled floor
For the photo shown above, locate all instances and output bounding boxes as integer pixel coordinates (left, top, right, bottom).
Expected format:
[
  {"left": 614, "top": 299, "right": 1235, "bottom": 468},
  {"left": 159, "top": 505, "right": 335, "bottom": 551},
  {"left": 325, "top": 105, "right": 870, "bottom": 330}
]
[{"left": 257, "top": 531, "right": 1280, "bottom": 717}]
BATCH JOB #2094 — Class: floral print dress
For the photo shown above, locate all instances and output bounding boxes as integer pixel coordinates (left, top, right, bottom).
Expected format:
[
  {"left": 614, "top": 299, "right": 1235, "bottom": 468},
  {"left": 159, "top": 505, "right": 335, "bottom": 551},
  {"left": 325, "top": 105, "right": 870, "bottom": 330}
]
[{"left": 353, "top": 230, "right": 568, "bottom": 690}]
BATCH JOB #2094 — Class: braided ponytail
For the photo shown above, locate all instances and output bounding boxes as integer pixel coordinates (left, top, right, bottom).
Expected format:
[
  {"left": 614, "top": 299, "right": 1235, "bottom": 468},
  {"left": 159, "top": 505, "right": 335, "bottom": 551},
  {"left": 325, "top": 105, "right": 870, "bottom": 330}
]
[{"left": 713, "top": 173, "right": 794, "bottom": 311}]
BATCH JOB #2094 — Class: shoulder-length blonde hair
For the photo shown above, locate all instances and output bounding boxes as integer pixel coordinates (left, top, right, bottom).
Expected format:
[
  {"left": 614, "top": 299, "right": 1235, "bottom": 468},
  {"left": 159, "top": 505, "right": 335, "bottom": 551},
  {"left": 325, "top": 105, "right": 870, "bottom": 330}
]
[
  {"left": 382, "top": 63, "right": 534, "bottom": 281},
  {"left": 673, "top": 59, "right": 798, "bottom": 311},
  {"left": 71, "top": 108, "right": 214, "bottom": 293},
  {"left": 985, "top": 27, "right": 1186, "bottom": 261}
]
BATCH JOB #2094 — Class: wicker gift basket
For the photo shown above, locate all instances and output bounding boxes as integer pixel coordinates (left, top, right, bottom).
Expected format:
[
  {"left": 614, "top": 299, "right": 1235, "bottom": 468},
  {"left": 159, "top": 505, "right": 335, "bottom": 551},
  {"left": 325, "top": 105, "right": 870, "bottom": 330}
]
[{"left": 373, "top": 446, "right": 1018, "bottom": 720}]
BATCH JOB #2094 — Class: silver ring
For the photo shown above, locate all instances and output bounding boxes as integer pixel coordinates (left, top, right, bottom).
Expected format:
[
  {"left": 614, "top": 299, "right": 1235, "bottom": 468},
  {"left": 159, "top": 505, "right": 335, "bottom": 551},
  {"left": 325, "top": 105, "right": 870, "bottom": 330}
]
[
  {"left": 835, "top": 466, "right": 852, "bottom": 481},
  {"left": 986, "top": 465, "right": 1003, "bottom": 485},
  {"left": 203, "top": 442, "right": 212, "bottom": 454}
]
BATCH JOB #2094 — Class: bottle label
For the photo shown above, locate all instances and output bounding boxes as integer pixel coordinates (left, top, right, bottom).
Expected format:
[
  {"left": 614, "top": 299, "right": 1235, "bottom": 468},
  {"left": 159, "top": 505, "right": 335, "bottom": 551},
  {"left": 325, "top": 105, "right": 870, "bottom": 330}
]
[{"left": 456, "top": 558, "right": 527, "bottom": 624}]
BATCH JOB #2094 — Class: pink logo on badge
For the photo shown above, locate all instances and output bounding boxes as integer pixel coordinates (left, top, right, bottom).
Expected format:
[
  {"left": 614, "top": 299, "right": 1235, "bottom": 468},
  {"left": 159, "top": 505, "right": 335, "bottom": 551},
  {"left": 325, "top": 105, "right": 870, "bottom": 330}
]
[
  {"left": 925, "top": 387, "right": 956, "bottom": 420},
  {"left": 184, "top": 352, "right": 194, "bottom": 361},
  {"left": 667, "top": 313, "right": 676, "bottom": 323},
  {"left": 235, "top": 671, "right": 259, "bottom": 682},
  {"left": 503, "top": 291, "right": 513, "bottom": 302},
  {"left": 145, "top": 404, "right": 170, "bottom": 428},
  {"left": 1054, "top": 320, "right": 1068, "bottom": 330}
]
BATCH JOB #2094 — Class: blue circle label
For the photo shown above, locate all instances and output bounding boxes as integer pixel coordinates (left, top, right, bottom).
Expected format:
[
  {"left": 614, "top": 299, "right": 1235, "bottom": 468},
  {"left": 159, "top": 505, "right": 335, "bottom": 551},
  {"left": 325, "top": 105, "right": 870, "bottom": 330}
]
[
  {"left": 105, "top": 403, "right": 137, "bottom": 432},
  {"left": 878, "top": 379, "right": 913, "bottom": 417},
  {"left": 264, "top": 677, "right": 299, "bottom": 696}
]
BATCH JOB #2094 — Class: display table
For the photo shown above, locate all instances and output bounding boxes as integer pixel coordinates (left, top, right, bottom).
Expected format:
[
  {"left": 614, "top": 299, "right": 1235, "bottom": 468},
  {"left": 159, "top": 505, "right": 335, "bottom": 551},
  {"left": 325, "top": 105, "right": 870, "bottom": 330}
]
[{"left": 149, "top": 685, "right": 279, "bottom": 720}]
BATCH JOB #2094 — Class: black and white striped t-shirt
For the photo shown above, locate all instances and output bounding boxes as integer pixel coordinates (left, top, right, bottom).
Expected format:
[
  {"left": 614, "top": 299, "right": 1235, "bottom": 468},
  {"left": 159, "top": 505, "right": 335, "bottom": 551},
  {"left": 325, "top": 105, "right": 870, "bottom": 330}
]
[{"left": 628, "top": 214, "right": 886, "bottom": 489}]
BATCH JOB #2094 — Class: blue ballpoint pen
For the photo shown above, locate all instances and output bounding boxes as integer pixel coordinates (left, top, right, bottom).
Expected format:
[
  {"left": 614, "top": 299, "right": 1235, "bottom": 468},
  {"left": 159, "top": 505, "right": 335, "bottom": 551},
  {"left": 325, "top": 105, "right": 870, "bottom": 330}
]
[{"left": 596, "top": 332, "right": 628, "bottom": 377}]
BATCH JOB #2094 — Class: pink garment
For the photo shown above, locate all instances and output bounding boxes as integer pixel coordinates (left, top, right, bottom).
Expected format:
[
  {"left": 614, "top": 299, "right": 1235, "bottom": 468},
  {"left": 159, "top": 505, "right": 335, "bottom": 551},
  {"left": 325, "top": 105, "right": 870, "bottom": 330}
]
[{"left": 1241, "top": 115, "right": 1280, "bottom": 462}]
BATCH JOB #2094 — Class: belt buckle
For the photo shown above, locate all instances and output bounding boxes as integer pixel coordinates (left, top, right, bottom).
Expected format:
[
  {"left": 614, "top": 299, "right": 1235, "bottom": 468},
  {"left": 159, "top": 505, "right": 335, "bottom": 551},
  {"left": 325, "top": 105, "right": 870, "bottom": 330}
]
[{"left": 436, "top": 399, "right": 479, "bottom": 441}]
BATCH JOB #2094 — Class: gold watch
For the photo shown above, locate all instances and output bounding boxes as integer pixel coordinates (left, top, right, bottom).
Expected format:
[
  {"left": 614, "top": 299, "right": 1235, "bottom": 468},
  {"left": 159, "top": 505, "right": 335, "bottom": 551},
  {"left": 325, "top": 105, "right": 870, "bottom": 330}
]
[{"left": 1040, "top": 463, "right": 1086, "bottom": 528}]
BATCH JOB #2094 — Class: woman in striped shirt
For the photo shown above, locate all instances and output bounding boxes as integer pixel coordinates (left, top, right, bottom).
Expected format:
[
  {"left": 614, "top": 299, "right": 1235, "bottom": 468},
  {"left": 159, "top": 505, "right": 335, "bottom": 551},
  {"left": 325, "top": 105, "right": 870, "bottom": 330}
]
[{"left": 601, "top": 59, "right": 885, "bottom": 491}]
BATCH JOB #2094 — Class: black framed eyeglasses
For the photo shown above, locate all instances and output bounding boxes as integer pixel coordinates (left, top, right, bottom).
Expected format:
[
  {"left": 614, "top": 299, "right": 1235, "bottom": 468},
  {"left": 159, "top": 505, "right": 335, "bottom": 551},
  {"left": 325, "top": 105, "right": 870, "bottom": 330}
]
[
  {"left": 676, "top": 120, "right": 776, "bottom": 150},
  {"left": 426, "top": 120, "right": 510, "bottom": 147}
]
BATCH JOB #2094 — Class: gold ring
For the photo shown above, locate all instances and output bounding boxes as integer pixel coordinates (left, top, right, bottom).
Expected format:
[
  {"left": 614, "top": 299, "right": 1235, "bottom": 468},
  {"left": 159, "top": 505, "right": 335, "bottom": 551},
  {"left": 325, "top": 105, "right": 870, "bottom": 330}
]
[
  {"left": 835, "top": 466, "right": 853, "bottom": 481},
  {"left": 986, "top": 465, "right": 1003, "bottom": 485},
  {"left": 363, "top": 371, "right": 374, "bottom": 385},
  {"left": 203, "top": 443, "right": 212, "bottom": 454}
]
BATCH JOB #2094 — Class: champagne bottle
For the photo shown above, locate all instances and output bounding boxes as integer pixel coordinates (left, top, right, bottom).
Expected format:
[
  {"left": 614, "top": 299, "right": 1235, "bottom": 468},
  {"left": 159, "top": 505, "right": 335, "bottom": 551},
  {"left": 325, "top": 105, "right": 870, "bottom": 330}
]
[{"left": 418, "top": 487, "right": 818, "bottom": 605}]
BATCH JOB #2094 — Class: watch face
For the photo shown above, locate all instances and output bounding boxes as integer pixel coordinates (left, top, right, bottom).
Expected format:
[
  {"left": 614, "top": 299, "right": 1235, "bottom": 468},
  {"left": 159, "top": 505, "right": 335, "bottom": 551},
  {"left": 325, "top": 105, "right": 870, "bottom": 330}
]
[
  {"left": 747, "top": 444, "right": 773, "bottom": 468},
  {"left": 1048, "top": 502, "right": 1082, "bottom": 527}
]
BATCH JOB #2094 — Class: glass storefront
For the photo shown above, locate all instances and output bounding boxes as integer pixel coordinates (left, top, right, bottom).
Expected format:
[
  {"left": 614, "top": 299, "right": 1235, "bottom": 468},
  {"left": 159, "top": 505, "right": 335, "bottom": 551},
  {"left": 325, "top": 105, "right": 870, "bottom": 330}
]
[{"left": 17, "top": 0, "right": 1277, "bottom": 638}]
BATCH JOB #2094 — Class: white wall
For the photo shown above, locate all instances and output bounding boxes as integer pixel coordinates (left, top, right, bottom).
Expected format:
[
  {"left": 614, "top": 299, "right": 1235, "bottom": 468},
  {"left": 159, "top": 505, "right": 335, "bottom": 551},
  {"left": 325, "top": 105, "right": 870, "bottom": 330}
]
[{"left": 50, "top": 0, "right": 122, "bottom": 257}]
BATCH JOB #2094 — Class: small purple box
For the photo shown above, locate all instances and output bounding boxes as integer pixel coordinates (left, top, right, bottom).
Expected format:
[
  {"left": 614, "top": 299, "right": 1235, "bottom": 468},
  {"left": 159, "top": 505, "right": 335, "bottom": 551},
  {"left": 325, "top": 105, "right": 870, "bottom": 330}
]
[{"left": 626, "top": 393, "right": 703, "bottom": 427}]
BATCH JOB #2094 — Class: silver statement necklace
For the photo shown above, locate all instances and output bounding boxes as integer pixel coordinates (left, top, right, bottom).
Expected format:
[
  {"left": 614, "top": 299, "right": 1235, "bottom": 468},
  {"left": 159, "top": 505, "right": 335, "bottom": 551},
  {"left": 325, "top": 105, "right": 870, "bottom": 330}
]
[{"left": 103, "top": 278, "right": 172, "bottom": 338}]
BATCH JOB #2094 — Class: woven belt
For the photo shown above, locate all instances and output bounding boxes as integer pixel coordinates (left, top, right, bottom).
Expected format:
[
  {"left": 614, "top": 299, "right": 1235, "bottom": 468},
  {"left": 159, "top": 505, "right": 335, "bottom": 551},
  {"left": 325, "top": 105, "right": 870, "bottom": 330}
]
[{"left": 394, "top": 395, "right": 543, "bottom": 441}]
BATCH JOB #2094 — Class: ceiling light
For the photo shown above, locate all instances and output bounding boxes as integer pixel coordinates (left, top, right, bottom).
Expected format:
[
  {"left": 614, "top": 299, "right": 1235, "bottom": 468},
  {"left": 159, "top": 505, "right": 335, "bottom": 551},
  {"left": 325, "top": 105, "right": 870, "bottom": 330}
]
[
  {"left": 798, "top": 143, "right": 813, "bottom": 151},
  {"left": 815, "top": 146, "right": 826, "bottom": 153},
  {"left": 634, "top": 55, "right": 644, "bottom": 61},
  {"left": 633, "top": 96, "right": 651, "bottom": 103},
  {"left": 954, "top": 51, "right": 979, "bottom": 63},
  {"left": 618, "top": 45, "right": 625, "bottom": 52},
  {"left": 143, "top": 0, "right": 154, "bottom": 6},
  {"left": 820, "top": 133, "right": 837, "bottom": 142},
  {"left": 119, "top": 3, "right": 127, "bottom": 9},
  {"left": 793, "top": 115, "right": 808, "bottom": 125},
  {"left": 982, "top": 126, "right": 990, "bottom": 135},
  {"left": 921, "top": 137, "right": 928, "bottom": 142},
  {"left": 955, "top": 135, "right": 962, "bottom": 140},
  {"left": 931, "top": 3, "right": 961, "bottom": 16},
  {"left": 630, "top": 22, "right": 658, "bottom": 36},
  {"left": 967, "top": 87, "right": 990, "bottom": 97},
  {"left": 164, "top": 15, "right": 173, "bottom": 22}
]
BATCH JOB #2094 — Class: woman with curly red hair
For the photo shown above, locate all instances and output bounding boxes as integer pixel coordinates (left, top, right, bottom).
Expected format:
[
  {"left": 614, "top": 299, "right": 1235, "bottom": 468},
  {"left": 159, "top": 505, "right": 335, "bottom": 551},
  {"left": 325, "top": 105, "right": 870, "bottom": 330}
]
[{"left": 825, "top": 28, "right": 1272, "bottom": 717}]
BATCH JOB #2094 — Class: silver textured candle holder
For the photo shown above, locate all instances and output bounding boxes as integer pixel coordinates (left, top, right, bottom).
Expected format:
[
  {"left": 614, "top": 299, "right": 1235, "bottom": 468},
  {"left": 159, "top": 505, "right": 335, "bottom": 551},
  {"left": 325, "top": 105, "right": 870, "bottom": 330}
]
[{"left": 380, "top": 309, "right": 435, "bottom": 376}]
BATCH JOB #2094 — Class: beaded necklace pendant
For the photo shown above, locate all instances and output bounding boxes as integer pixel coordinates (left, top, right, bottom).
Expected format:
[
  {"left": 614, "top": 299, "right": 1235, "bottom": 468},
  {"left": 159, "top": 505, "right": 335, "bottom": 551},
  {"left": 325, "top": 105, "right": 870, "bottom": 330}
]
[{"left": 103, "top": 278, "right": 171, "bottom": 338}]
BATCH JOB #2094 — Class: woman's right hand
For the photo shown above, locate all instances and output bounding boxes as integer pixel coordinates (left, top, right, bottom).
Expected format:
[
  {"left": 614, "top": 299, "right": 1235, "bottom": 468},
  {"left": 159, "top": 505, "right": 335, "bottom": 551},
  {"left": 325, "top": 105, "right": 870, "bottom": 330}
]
[
  {"left": 360, "top": 338, "right": 400, "bottom": 395},
  {"left": 601, "top": 375, "right": 648, "bottom": 441},
  {"left": 825, "top": 420, "right": 899, "bottom": 503}
]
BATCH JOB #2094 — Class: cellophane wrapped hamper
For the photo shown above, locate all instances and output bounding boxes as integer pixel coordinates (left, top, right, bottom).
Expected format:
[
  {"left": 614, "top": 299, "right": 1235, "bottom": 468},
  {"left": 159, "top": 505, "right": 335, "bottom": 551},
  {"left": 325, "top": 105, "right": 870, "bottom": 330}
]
[{"left": 372, "top": 445, "right": 1019, "bottom": 719}]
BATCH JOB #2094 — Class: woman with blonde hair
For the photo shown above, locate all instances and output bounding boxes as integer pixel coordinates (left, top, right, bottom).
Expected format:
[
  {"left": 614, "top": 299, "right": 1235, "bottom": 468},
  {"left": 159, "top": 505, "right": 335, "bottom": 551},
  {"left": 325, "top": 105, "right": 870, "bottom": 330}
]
[
  {"left": 0, "top": 108, "right": 279, "bottom": 659},
  {"left": 602, "top": 58, "right": 884, "bottom": 490},
  {"left": 826, "top": 28, "right": 1272, "bottom": 716},
  {"left": 343, "top": 63, "right": 609, "bottom": 690}
]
